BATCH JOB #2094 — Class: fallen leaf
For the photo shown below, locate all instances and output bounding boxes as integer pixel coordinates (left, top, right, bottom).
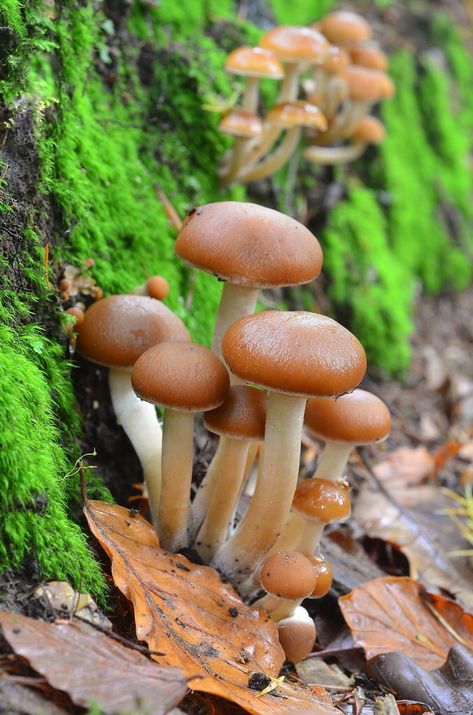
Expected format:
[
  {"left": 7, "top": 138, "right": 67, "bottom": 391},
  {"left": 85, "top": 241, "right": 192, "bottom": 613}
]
[
  {"left": 34, "top": 580, "right": 112, "bottom": 628},
  {"left": 0, "top": 611, "right": 187, "bottom": 714},
  {"left": 366, "top": 644, "right": 473, "bottom": 714},
  {"left": 296, "top": 658, "right": 353, "bottom": 689},
  {"left": 373, "top": 447, "right": 435, "bottom": 486},
  {"left": 0, "top": 681, "right": 70, "bottom": 715},
  {"left": 85, "top": 500, "right": 338, "bottom": 715},
  {"left": 339, "top": 577, "right": 473, "bottom": 670}
]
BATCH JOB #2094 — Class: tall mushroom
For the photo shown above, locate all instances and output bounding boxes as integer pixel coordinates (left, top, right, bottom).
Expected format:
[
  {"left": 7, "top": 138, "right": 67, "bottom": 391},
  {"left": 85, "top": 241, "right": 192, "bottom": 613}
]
[
  {"left": 131, "top": 341, "right": 229, "bottom": 551},
  {"left": 212, "top": 310, "right": 366, "bottom": 583},
  {"left": 174, "top": 202, "right": 323, "bottom": 361},
  {"left": 76, "top": 295, "right": 190, "bottom": 524}
]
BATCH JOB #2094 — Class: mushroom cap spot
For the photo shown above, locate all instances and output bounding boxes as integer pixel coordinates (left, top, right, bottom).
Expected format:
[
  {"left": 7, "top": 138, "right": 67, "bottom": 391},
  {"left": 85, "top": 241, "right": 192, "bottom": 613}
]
[
  {"left": 351, "top": 116, "right": 385, "bottom": 145},
  {"left": 292, "top": 478, "right": 351, "bottom": 523},
  {"left": 219, "top": 110, "right": 263, "bottom": 138},
  {"left": 222, "top": 311, "right": 367, "bottom": 397},
  {"left": 260, "top": 551, "right": 317, "bottom": 600},
  {"left": 225, "top": 46, "right": 284, "bottom": 78},
  {"left": 307, "top": 556, "right": 333, "bottom": 598},
  {"left": 259, "top": 26, "right": 329, "bottom": 64},
  {"left": 350, "top": 44, "right": 388, "bottom": 71},
  {"left": 204, "top": 385, "right": 267, "bottom": 440},
  {"left": 146, "top": 275, "right": 170, "bottom": 300},
  {"left": 76, "top": 295, "right": 190, "bottom": 368},
  {"left": 342, "top": 66, "right": 393, "bottom": 101},
  {"left": 131, "top": 342, "right": 229, "bottom": 412},
  {"left": 305, "top": 389, "right": 391, "bottom": 444},
  {"left": 319, "top": 11, "right": 372, "bottom": 45},
  {"left": 323, "top": 45, "right": 350, "bottom": 74},
  {"left": 175, "top": 202, "right": 323, "bottom": 289},
  {"left": 277, "top": 607, "right": 316, "bottom": 663},
  {"left": 267, "top": 101, "right": 327, "bottom": 131}
]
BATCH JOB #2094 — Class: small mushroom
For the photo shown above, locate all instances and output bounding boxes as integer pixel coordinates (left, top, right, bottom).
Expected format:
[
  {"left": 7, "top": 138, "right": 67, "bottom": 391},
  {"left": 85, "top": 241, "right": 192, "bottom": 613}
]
[
  {"left": 133, "top": 275, "right": 170, "bottom": 301},
  {"left": 349, "top": 43, "right": 388, "bottom": 72},
  {"left": 277, "top": 606, "right": 316, "bottom": 663},
  {"left": 253, "top": 551, "right": 317, "bottom": 617},
  {"left": 131, "top": 342, "right": 229, "bottom": 551},
  {"left": 219, "top": 110, "right": 264, "bottom": 185},
  {"left": 304, "top": 115, "right": 385, "bottom": 165},
  {"left": 318, "top": 11, "right": 372, "bottom": 48}
]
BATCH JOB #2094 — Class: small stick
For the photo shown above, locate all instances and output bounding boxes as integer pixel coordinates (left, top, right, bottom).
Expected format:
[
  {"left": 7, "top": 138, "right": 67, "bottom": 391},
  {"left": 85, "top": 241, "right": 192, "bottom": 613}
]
[{"left": 71, "top": 613, "right": 166, "bottom": 657}]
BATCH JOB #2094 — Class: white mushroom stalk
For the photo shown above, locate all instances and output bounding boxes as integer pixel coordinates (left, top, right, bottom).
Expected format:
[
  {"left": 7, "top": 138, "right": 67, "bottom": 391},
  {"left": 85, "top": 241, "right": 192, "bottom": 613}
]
[
  {"left": 109, "top": 368, "right": 162, "bottom": 524},
  {"left": 314, "top": 441, "right": 354, "bottom": 480},
  {"left": 304, "top": 141, "right": 366, "bottom": 166},
  {"left": 213, "top": 283, "right": 259, "bottom": 361},
  {"left": 238, "top": 127, "right": 303, "bottom": 183}
]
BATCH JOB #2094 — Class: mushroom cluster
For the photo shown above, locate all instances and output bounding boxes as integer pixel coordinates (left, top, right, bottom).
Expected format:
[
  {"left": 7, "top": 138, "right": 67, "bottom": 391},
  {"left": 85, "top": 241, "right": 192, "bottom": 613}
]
[
  {"left": 219, "top": 10, "right": 394, "bottom": 184},
  {"left": 75, "top": 200, "right": 391, "bottom": 664}
]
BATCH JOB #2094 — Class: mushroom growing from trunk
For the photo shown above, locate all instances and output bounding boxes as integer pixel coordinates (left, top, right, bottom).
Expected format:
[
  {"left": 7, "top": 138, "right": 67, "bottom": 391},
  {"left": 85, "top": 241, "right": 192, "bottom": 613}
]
[
  {"left": 212, "top": 310, "right": 366, "bottom": 583},
  {"left": 76, "top": 295, "right": 190, "bottom": 525},
  {"left": 131, "top": 342, "right": 229, "bottom": 551},
  {"left": 174, "top": 202, "right": 323, "bottom": 361},
  {"left": 304, "top": 388, "right": 391, "bottom": 482}
]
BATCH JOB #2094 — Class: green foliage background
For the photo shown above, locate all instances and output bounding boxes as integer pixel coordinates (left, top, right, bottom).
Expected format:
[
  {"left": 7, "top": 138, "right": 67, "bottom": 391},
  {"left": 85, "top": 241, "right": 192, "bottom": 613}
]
[{"left": 0, "top": 0, "right": 471, "bottom": 592}]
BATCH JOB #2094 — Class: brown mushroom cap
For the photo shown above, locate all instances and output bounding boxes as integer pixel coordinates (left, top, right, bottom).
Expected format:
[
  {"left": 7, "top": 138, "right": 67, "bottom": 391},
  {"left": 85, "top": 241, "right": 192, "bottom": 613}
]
[
  {"left": 319, "top": 11, "right": 371, "bottom": 46},
  {"left": 222, "top": 311, "right": 367, "bottom": 397},
  {"left": 277, "top": 610, "right": 316, "bottom": 663},
  {"left": 350, "top": 44, "right": 388, "bottom": 72},
  {"left": 351, "top": 116, "right": 385, "bottom": 145},
  {"left": 76, "top": 295, "right": 190, "bottom": 368},
  {"left": 219, "top": 110, "right": 263, "bottom": 138},
  {"left": 146, "top": 275, "right": 169, "bottom": 300},
  {"left": 324, "top": 45, "right": 350, "bottom": 74},
  {"left": 267, "top": 101, "right": 327, "bottom": 131},
  {"left": 225, "top": 46, "right": 284, "bottom": 79},
  {"left": 307, "top": 556, "right": 333, "bottom": 598},
  {"left": 204, "top": 385, "right": 267, "bottom": 440},
  {"left": 292, "top": 478, "right": 351, "bottom": 523},
  {"left": 304, "top": 389, "right": 391, "bottom": 445},
  {"left": 259, "top": 26, "right": 329, "bottom": 65},
  {"left": 175, "top": 202, "right": 323, "bottom": 289},
  {"left": 342, "top": 66, "right": 393, "bottom": 102},
  {"left": 260, "top": 551, "right": 317, "bottom": 599},
  {"left": 131, "top": 342, "right": 229, "bottom": 412}
]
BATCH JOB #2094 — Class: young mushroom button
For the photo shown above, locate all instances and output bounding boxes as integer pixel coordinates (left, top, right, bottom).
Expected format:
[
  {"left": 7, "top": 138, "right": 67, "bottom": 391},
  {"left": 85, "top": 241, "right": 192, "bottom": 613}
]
[
  {"left": 76, "top": 295, "right": 190, "bottom": 526},
  {"left": 174, "top": 202, "right": 323, "bottom": 361},
  {"left": 131, "top": 342, "right": 229, "bottom": 552},
  {"left": 212, "top": 311, "right": 366, "bottom": 583}
]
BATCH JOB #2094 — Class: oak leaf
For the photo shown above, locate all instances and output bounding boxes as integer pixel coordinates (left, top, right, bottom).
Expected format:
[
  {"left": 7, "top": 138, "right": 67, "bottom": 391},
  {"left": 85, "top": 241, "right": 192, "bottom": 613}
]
[
  {"left": 0, "top": 611, "right": 187, "bottom": 714},
  {"left": 84, "top": 500, "right": 338, "bottom": 715},
  {"left": 339, "top": 577, "right": 473, "bottom": 670}
]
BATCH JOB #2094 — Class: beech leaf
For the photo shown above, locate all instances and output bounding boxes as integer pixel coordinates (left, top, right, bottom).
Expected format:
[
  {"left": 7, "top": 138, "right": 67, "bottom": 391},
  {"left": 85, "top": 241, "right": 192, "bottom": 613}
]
[
  {"left": 84, "top": 500, "right": 338, "bottom": 715},
  {"left": 0, "top": 611, "right": 187, "bottom": 714},
  {"left": 339, "top": 577, "right": 473, "bottom": 670}
]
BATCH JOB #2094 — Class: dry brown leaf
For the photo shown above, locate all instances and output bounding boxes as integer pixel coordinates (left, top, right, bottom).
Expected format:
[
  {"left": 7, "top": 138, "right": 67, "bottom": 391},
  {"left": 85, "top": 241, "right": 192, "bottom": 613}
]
[
  {"left": 0, "top": 611, "right": 187, "bottom": 714},
  {"left": 85, "top": 500, "right": 338, "bottom": 715},
  {"left": 373, "top": 447, "right": 435, "bottom": 486},
  {"left": 339, "top": 577, "right": 473, "bottom": 670}
]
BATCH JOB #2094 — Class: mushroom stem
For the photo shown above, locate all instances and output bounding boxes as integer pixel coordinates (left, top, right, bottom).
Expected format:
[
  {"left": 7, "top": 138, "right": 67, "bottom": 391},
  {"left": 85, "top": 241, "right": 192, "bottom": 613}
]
[
  {"left": 314, "top": 441, "right": 353, "bottom": 481},
  {"left": 109, "top": 367, "right": 162, "bottom": 524},
  {"left": 212, "top": 392, "right": 307, "bottom": 581},
  {"left": 158, "top": 409, "right": 195, "bottom": 551},
  {"left": 195, "top": 437, "right": 250, "bottom": 561},
  {"left": 213, "top": 283, "right": 259, "bottom": 361},
  {"left": 221, "top": 137, "right": 249, "bottom": 186},
  {"left": 278, "top": 63, "right": 301, "bottom": 102},
  {"left": 304, "top": 142, "right": 365, "bottom": 165},
  {"left": 296, "top": 519, "right": 325, "bottom": 556},
  {"left": 238, "top": 127, "right": 302, "bottom": 183},
  {"left": 242, "top": 76, "right": 260, "bottom": 113}
]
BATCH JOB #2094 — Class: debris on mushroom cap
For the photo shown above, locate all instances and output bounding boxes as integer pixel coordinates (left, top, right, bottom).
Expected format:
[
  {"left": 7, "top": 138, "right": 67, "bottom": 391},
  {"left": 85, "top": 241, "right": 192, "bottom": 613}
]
[
  {"left": 318, "top": 11, "right": 372, "bottom": 46},
  {"left": 277, "top": 606, "right": 316, "bottom": 663},
  {"left": 350, "top": 116, "right": 386, "bottom": 145},
  {"left": 292, "top": 478, "right": 351, "bottom": 523},
  {"left": 131, "top": 342, "right": 229, "bottom": 412},
  {"left": 260, "top": 551, "right": 317, "bottom": 600},
  {"left": 259, "top": 26, "right": 329, "bottom": 64},
  {"left": 175, "top": 202, "right": 323, "bottom": 289},
  {"left": 350, "top": 43, "right": 388, "bottom": 72},
  {"left": 204, "top": 385, "right": 267, "bottom": 441},
  {"left": 342, "top": 66, "right": 393, "bottom": 102},
  {"left": 307, "top": 556, "right": 333, "bottom": 598},
  {"left": 225, "top": 46, "right": 284, "bottom": 78},
  {"left": 146, "top": 275, "right": 169, "bottom": 300},
  {"left": 76, "top": 295, "right": 190, "bottom": 368},
  {"left": 304, "top": 389, "right": 391, "bottom": 444},
  {"left": 219, "top": 110, "right": 263, "bottom": 138},
  {"left": 222, "top": 311, "right": 367, "bottom": 397},
  {"left": 267, "top": 101, "right": 328, "bottom": 131}
]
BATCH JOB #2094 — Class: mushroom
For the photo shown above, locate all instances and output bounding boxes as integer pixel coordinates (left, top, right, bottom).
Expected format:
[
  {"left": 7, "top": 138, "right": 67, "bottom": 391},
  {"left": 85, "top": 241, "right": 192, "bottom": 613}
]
[
  {"left": 304, "top": 115, "right": 385, "bottom": 165},
  {"left": 318, "top": 11, "right": 372, "bottom": 48},
  {"left": 304, "top": 388, "right": 391, "bottom": 482},
  {"left": 219, "top": 109, "right": 264, "bottom": 186},
  {"left": 132, "top": 275, "right": 170, "bottom": 300},
  {"left": 131, "top": 341, "right": 229, "bottom": 551},
  {"left": 212, "top": 311, "right": 366, "bottom": 583},
  {"left": 193, "top": 386, "right": 267, "bottom": 560},
  {"left": 225, "top": 46, "right": 284, "bottom": 113},
  {"left": 174, "top": 202, "right": 323, "bottom": 361},
  {"left": 253, "top": 551, "right": 317, "bottom": 617},
  {"left": 277, "top": 606, "right": 316, "bottom": 663},
  {"left": 76, "top": 295, "right": 190, "bottom": 524},
  {"left": 307, "top": 556, "right": 333, "bottom": 598},
  {"left": 238, "top": 101, "right": 327, "bottom": 183},
  {"left": 349, "top": 43, "right": 388, "bottom": 72}
]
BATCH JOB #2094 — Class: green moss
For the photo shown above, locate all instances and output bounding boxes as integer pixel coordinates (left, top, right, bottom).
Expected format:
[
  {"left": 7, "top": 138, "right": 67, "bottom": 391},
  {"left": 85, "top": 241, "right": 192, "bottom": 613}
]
[{"left": 270, "top": 0, "right": 337, "bottom": 25}]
